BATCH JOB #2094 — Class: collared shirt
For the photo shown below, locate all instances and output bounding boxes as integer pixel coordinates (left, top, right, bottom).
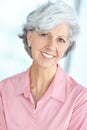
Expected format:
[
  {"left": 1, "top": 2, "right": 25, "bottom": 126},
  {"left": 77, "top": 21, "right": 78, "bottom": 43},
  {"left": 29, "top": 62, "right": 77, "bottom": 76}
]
[{"left": 0, "top": 65, "right": 87, "bottom": 130}]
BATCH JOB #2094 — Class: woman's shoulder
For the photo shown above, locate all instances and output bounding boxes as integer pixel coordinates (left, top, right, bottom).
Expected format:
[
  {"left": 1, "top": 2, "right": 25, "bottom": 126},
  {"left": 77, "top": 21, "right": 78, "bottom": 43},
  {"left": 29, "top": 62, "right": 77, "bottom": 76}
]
[
  {"left": 0, "top": 69, "right": 29, "bottom": 93},
  {"left": 59, "top": 65, "right": 87, "bottom": 99},
  {"left": 65, "top": 74, "right": 87, "bottom": 104},
  {"left": 59, "top": 65, "right": 87, "bottom": 92},
  {"left": 0, "top": 71, "right": 25, "bottom": 83},
  {"left": 67, "top": 75, "right": 87, "bottom": 92}
]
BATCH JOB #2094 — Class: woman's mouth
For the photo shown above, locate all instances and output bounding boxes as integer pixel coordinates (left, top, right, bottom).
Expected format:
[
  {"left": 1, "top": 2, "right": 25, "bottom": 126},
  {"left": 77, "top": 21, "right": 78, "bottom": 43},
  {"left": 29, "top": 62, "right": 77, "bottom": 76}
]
[{"left": 41, "top": 52, "right": 55, "bottom": 59}]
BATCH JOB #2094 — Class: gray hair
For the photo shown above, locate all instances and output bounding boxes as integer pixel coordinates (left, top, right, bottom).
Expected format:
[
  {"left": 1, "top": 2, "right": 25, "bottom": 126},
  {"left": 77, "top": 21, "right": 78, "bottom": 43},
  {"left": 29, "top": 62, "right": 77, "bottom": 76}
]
[{"left": 19, "top": 0, "right": 80, "bottom": 58}]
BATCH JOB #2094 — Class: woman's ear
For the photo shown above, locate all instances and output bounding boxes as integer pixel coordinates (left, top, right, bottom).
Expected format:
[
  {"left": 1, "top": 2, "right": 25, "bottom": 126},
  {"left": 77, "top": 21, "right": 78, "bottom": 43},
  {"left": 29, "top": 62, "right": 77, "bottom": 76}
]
[{"left": 27, "top": 31, "right": 32, "bottom": 44}]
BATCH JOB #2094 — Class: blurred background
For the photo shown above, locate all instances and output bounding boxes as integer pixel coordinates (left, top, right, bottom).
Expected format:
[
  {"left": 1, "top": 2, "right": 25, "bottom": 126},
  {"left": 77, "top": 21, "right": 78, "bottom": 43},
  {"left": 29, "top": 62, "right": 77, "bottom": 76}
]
[{"left": 0, "top": 0, "right": 87, "bottom": 87}]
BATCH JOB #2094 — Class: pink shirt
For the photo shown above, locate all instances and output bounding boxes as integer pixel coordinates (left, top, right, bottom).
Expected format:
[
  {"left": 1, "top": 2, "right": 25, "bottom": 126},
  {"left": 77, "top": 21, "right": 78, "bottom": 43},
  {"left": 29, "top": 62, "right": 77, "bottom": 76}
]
[{"left": 0, "top": 66, "right": 87, "bottom": 130}]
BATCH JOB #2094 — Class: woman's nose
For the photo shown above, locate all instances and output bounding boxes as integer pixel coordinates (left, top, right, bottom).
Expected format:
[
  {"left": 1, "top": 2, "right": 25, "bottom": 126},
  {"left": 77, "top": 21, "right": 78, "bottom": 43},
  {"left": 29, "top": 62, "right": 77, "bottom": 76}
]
[{"left": 46, "top": 39, "right": 56, "bottom": 51}]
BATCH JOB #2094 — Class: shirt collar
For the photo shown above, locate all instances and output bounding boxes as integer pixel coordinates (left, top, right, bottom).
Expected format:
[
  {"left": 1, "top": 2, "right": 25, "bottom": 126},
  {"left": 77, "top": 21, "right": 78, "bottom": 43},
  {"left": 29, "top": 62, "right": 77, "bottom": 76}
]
[
  {"left": 50, "top": 65, "right": 67, "bottom": 103},
  {"left": 15, "top": 68, "right": 30, "bottom": 96},
  {"left": 15, "top": 65, "right": 67, "bottom": 103}
]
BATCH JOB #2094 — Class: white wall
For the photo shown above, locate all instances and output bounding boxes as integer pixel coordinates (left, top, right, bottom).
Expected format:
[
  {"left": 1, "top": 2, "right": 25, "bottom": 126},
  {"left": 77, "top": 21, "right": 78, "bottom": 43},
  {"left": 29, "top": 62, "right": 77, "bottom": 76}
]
[{"left": 67, "top": 0, "right": 87, "bottom": 87}]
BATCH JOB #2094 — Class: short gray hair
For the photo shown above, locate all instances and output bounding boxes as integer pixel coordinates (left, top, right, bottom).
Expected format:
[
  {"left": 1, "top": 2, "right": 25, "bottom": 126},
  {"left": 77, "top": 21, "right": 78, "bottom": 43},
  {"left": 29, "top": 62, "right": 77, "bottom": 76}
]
[{"left": 19, "top": 0, "right": 80, "bottom": 58}]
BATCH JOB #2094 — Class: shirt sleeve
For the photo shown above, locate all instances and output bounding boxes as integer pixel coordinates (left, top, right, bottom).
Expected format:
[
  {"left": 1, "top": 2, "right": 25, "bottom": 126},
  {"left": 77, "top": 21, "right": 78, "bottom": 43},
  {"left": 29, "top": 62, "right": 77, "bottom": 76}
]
[
  {"left": 0, "top": 82, "right": 7, "bottom": 130},
  {"left": 68, "top": 90, "right": 87, "bottom": 130}
]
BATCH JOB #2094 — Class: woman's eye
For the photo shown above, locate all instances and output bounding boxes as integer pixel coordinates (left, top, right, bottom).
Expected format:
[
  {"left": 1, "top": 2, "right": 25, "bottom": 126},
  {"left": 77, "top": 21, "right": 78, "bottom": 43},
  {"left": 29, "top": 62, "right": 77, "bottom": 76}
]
[
  {"left": 58, "top": 38, "right": 66, "bottom": 43},
  {"left": 41, "top": 33, "right": 49, "bottom": 37}
]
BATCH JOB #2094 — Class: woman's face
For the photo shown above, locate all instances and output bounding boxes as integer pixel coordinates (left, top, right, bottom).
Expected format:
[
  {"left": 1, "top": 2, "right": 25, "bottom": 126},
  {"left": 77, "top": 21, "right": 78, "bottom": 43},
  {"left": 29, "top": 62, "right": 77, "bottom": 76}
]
[{"left": 27, "top": 23, "right": 69, "bottom": 69}]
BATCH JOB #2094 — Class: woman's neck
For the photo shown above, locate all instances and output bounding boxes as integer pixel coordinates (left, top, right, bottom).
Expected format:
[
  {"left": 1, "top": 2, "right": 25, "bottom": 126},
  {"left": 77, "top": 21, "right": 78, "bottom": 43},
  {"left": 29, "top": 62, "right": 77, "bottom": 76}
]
[
  {"left": 30, "top": 62, "right": 57, "bottom": 87},
  {"left": 30, "top": 62, "right": 57, "bottom": 106}
]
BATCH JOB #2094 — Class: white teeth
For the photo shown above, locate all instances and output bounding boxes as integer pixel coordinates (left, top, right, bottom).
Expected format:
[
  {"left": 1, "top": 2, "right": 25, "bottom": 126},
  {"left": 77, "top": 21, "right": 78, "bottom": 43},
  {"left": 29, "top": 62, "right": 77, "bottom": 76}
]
[{"left": 42, "top": 52, "right": 54, "bottom": 59}]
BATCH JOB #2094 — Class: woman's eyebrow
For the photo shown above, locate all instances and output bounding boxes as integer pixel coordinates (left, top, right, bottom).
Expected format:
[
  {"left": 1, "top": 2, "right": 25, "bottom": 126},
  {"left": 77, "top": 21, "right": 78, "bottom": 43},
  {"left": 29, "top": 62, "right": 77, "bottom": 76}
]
[{"left": 58, "top": 35, "right": 68, "bottom": 39}]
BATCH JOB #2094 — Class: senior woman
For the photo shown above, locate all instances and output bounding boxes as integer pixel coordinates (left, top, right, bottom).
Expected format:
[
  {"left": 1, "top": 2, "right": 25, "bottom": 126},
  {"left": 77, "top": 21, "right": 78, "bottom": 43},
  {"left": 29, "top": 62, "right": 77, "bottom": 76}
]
[{"left": 0, "top": 0, "right": 87, "bottom": 130}]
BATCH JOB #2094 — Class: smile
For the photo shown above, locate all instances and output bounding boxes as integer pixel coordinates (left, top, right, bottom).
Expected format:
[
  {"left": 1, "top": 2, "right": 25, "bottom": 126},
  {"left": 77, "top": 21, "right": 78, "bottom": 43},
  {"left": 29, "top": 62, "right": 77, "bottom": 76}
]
[{"left": 41, "top": 52, "right": 55, "bottom": 59}]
